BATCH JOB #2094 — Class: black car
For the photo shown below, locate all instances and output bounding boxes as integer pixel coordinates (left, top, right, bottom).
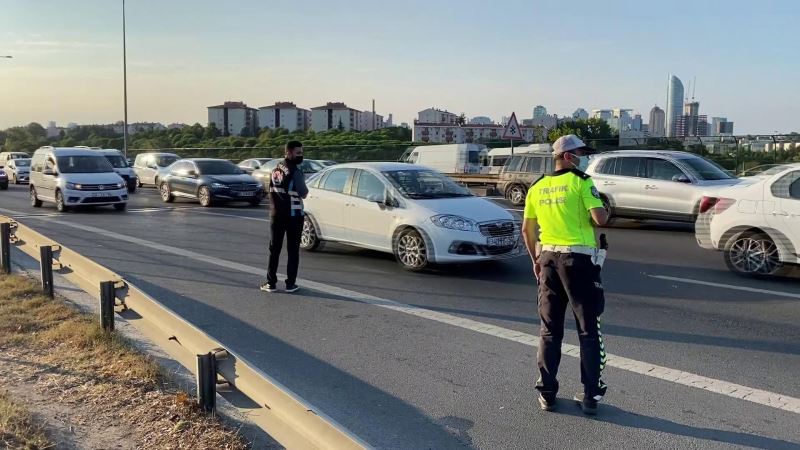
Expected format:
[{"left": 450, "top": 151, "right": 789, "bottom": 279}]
[
  {"left": 159, "top": 158, "right": 263, "bottom": 207},
  {"left": 0, "top": 168, "right": 7, "bottom": 190}
]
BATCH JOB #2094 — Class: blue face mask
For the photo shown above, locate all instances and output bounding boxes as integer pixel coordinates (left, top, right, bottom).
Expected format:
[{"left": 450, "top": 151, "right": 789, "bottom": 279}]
[{"left": 568, "top": 154, "right": 590, "bottom": 172}]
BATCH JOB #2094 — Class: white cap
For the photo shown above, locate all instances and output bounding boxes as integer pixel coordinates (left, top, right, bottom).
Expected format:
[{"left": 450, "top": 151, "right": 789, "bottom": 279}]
[{"left": 552, "top": 134, "right": 596, "bottom": 156}]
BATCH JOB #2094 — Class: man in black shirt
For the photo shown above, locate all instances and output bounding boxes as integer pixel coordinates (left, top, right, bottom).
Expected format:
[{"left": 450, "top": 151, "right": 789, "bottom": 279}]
[{"left": 261, "top": 141, "right": 308, "bottom": 293}]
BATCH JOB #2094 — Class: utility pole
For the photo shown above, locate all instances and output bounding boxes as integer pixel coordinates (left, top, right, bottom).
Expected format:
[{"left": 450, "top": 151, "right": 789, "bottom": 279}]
[{"left": 122, "top": 0, "right": 129, "bottom": 158}]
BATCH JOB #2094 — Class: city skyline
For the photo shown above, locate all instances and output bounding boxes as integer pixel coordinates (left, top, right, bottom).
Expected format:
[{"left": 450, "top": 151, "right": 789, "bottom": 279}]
[{"left": 1, "top": 0, "right": 798, "bottom": 133}]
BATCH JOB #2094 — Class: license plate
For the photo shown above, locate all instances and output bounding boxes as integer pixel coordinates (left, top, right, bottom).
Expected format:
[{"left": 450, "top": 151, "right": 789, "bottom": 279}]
[
  {"left": 91, "top": 193, "right": 111, "bottom": 198},
  {"left": 488, "top": 236, "right": 516, "bottom": 247},
  {"left": 238, "top": 191, "right": 255, "bottom": 197}
]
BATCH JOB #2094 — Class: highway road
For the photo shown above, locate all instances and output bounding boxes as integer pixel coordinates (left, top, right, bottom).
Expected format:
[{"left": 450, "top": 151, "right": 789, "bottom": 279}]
[{"left": 2, "top": 183, "right": 799, "bottom": 449}]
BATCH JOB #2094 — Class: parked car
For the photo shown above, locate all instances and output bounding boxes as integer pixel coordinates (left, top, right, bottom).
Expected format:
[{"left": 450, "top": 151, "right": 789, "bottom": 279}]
[
  {"left": 0, "top": 168, "right": 7, "bottom": 190},
  {"left": 159, "top": 158, "right": 263, "bottom": 207},
  {"left": 586, "top": 150, "right": 742, "bottom": 223},
  {"left": 85, "top": 148, "right": 137, "bottom": 193},
  {"left": 252, "top": 159, "right": 333, "bottom": 188},
  {"left": 5, "top": 158, "right": 31, "bottom": 184},
  {"left": 399, "top": 144, "right": 487, "bottom": 174},
  {"left": 29, "top": 147, "right": 128, "bottom": 212},
  {"left": 301, "top": 162, "right": 521, "bottom": 271},
  {"left": 696, "top": 163, "right": 800, "bottom": 277},
  {"left": 485, "top": 144, "right": 552, "bottom": 175},
  {"left": 0, "top": 151, "right": 31, "bottom": 168},
  {"left": 497, "top": 152, "right": 554, "bottom": 206},
  {"left": 237, "top": 158, "right": 273, "bottom": 174},
  {"left": 133, "top": 152, "right": 180, "bottom": 187}
]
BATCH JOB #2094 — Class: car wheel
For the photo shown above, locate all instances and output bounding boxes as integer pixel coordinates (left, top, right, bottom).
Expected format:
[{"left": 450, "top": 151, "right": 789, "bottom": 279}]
[
  {"left": 30, "top": 186, "right": 42, "bottom": 207},
  {"left": 0, "top": 182, "right": 7, "bottom": 191},
  {"left": 506, "top": 184, "right": 526, "bottom": 207},
  {"left": 127, "top": 182, "right": 136, "bottom": 194},
  {"left": 11, "top": 173, "right": 17, "bottom": 184},
  {"left": 598, "top": 195, "right": 616, "bottom": 228},
  {"left": 114, "top": 203, "right": 127, "bottom": 211},
  {"left": 724, "top": 232, "right": 788, "bottom": 277},
  {"left": 55, "top": 190, "right": 69, "bottom": 212},
  {"left": 394, "top": 228, "right": 429, "bottom": 271},
  {"left": 300, "top": 216, "right": 321, "bottom": 251},
  {"left": 159, "top": 183, "right": 174, "bottom": 203},
  {"left": 198, "top": 186, "right": 213, "bottom": 207},
  {"left": 136, "top": 177, "right": 142, "bottom": 188},
  {"left": 248, "top": 195, "right": 262, "bottom": 207}
]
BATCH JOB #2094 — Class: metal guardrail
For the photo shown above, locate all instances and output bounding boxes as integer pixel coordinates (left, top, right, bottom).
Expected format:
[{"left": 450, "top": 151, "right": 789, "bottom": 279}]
[{"left": 0, "top": 215, "right": 370, "bottom": 450}]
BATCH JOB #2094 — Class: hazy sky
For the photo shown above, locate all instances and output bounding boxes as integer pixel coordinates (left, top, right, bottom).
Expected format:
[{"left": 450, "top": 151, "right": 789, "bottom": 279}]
[{"left": 1, "top": 0, "right": 798, "bottom": 133}]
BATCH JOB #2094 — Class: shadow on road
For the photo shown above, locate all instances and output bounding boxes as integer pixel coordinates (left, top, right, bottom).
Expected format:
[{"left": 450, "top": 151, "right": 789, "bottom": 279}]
[{"left": 555, "top": 403, "right": 800, "bottom": 449}]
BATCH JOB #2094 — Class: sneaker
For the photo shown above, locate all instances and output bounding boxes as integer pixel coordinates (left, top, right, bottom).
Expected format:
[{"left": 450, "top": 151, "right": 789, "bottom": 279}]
[
  {"left": 573, "top": 392, "right": 599, "bottom": 416},
  {"left": 538, "top": 393, "right": 556, "bottom": 411},
  {"left": 260, "top": 283, "right": 277, "bottom": 293},
  {"left": 285, "top": 284, "right": 300, "bottom": 293}
]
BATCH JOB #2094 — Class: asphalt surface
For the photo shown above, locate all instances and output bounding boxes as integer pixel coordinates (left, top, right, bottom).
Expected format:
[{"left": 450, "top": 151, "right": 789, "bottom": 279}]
[{"left": 1, "top": 183, "right": 799, "bottom": 449}]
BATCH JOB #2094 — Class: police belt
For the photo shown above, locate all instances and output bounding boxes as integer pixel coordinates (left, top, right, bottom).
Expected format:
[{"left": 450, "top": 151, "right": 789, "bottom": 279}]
[{"left": 539, "top": 244, "right": 596, "bottom": 256}]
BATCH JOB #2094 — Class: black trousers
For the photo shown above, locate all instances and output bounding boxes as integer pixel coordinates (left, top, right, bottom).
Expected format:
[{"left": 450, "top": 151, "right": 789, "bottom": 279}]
[
  {"left": 267, "top": 215, "right": 304, "bottom": 286},
  {"left": 535, "top": 251, "right": 607, "bottom": 398}
]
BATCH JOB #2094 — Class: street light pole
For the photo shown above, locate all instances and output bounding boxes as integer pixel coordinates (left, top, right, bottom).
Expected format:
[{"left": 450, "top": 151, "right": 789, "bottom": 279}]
[{"left": 122, "top": 0, "right": 129, "bottom": 158}]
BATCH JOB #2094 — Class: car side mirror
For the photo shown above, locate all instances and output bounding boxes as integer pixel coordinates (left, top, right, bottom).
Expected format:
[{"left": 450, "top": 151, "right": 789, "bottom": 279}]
[
  {"left": 672, "top": 174, "right": 691, "bottom": 183},
  {"left": 187, "top": 170, "right": 198, "bottom": 178}
]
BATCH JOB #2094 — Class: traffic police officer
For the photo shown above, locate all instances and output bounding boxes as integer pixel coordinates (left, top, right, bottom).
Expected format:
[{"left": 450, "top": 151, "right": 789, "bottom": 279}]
[{"left": 521, "top": 134, "right": 610, "bottom": 415}]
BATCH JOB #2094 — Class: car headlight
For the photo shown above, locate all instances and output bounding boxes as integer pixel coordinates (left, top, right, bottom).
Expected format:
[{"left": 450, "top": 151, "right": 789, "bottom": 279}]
[
  {"left": 66, "top": 182, "right": 77, "bottom": 190},
  {"left": 117, "top": 182, "right": 125, "bottom": 189},
  {"left": 431, "top": 214, "right": 478, "bottom": 232},
  {"left": 211, "top": 182, "right": 227, "bottom": 188}
]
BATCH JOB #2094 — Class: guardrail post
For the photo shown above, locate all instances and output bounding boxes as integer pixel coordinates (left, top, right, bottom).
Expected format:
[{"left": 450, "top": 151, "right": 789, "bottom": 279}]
[
  {"left": 99, "top": 281, "right": 115, "bottom": 331},
  {"left": 40, "top": 246, "right": 54, "bottom": 298},
  {"left": 196, "top": 352, "right": 217, "bottom": 412},
  {"left": 0, "top": 223, "right": 10, "bottom": 275}
]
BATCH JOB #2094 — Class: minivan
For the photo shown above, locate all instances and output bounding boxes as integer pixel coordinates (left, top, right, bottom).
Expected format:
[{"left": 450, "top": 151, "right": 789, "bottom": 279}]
[
  {"left": 0, "top": 152, "right": 31, "bottom": 168},
  {"left": 29, "top": 147, "right": 128, "bottom": 212},
  {"left": 497, "top": 152, "right": 554, "bottom": 206},
  {"left": 133, "top": 152, "right": 180, "bottom": 187}
]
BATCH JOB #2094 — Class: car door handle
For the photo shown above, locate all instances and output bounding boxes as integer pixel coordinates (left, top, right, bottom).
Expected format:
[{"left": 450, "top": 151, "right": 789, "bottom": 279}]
[
  {"left": 602, "top": 181, "right": 616, "bottom": 186},
  {"left": 645, "top": 185, "right": 658, "bottom": 190},
  {"left": 772, "top": 211, "right": 789, "bottom": 216}
]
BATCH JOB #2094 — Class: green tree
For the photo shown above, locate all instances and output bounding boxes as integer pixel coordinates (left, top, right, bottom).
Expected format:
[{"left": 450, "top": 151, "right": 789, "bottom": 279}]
[
  {"left": 203, "top": 123, "right": 221, "bottom": 139},
  {"left": 456, "top": 113, "right": 467, "bottom": 126}
]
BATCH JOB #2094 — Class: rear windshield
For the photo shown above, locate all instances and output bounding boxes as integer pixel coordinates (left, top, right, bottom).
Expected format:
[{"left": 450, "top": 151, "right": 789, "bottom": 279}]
[
  {"left": 679, "top": 157, "right": 733, "bottom": 181},
  {"left": 56, "top": 155, "right": 114, "bottom": 173},
  {"left": 13, "top": 159, "right": 30, "bottom": 167}
]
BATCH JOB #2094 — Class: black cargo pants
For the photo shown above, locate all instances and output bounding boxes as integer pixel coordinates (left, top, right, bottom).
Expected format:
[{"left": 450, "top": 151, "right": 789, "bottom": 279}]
[
  {"left": 535, "top": 251, "right": 607, "bottom": 399},
  {"left": 267, "top": 215, "right": 304, "bottom": 287}
]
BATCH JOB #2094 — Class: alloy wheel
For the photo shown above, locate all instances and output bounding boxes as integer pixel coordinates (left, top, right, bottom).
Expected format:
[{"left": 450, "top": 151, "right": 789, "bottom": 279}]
[
  {"left": 397, "top": 232, "right": 427, "bottom": 269},
  {"left": 728, "top": 236, "right": 781, "bottom": 275}
]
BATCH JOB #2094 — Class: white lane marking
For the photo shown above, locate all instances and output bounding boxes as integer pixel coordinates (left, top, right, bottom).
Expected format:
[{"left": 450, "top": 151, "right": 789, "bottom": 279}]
[
  {"left": 191, "top": 210, "right": 270, "bottom": 222},
  {"left": 650, "top": 275, "right": 800, "bottom": 300},
  {"left": 3, "top": 206, "right": 799, "bottom": 415}
]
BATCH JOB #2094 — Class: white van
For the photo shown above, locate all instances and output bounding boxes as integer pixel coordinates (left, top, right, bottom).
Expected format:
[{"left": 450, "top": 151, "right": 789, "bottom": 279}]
[
  {"left": 485, "top": 144, "right": 552, "bottom": 174},
  {"left": 400, "top": 144, "right": 487, "bottom": 173},
  {"left": 0, "top": 151, "right": 31, "bottom": 168},
  {"left": 78, "top": 147, "right": 138, "bottom": 193},
  {"left": 29, "top": 147, "right": 128, "bottom": 212}
]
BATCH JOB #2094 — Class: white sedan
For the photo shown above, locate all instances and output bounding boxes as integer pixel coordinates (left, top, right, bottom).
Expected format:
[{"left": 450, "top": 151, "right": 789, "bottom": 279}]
[
  {"left": 301, "top": 162, "right": 522, "bottom": 271},
  {"left": 696, "top": 163, "right": 800, "bottom": 277}
]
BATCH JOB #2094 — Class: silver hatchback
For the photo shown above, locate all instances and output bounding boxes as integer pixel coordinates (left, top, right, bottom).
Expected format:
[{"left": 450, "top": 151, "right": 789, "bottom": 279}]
[{"left": 586, "top": 150, "right": 741, "bottom": 223}]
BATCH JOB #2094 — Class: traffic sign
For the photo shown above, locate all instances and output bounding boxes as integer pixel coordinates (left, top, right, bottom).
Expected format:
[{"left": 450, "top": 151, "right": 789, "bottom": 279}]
[{"left": 502, "top": 112, "right": 523, "bottom": 140}]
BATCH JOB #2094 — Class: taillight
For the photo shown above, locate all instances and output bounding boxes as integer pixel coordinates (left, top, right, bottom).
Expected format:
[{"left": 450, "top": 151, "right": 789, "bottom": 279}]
[{"left": 699, "top": 196, "right": 735, "bottom": 214}]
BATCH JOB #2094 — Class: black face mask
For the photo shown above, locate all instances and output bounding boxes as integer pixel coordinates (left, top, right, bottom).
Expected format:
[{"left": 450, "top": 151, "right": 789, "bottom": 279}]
[{"left": 291, "top": 155, "right": 304, "bottom": 165}]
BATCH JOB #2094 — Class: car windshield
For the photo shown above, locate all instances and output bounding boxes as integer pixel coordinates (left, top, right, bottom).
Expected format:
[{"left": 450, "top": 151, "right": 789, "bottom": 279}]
[
  {"left": 195, "top": 160, "right": 243, "bottom": 175},
  {"left": 155, "top": 155, "right": 179, "bottom": 167},
  {"left": 678, "top": 157, "right": 733, "bottom": 181},
  {"left": 383, "top": 170, "right": 472, "bottom": 199},
  {"left": 104, "top": 155, "right": 128, "bottom": 168},
  {"left": 56, "top": 155, "right": 115, "bottom": 173},
  {"left": 11, "top": 154, "right": 28, "bottom": 159},
  {"left": 301, "top": 160, "right": 324, "bottom": 173},
  {"left": 756, "top": 165, "right": 791, "bottom": 177},
  {"left": 13, "top": 159, "right": 30, "bottom": 167}
]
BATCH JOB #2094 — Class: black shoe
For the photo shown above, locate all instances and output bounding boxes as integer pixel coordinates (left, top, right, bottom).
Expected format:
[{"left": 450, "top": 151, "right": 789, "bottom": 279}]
[
  {"left": 260, "top": 283, "right": 277, "bottom": 293},
  {"left": 538, "top": 394, "right": 556, "bottom": 411},
  {"left": 573, "top": 392, "right": 599, "bottom": 416},
  {"left": 285, "top": 284, "right": 299, "bottom": 293}
]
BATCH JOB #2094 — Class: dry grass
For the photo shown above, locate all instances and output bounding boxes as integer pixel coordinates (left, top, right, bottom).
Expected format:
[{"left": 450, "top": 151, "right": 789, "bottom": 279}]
[
  {"left": 0, "top": 273, "right": 251, "bottom": 449},
  {"left": 0, "top": 390, "right": 51, "bottom": 450}
]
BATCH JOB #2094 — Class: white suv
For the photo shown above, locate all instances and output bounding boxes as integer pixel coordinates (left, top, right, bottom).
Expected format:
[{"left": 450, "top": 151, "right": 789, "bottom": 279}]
[
  {"left": 587, "top": 150, "right": 741, "bottom": 223},
  {"left": 29, "top": 147, "right": 128, "bottom": 212},
  {"left": 696, "top": 163, "right": 800, "bottom": 277}
]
